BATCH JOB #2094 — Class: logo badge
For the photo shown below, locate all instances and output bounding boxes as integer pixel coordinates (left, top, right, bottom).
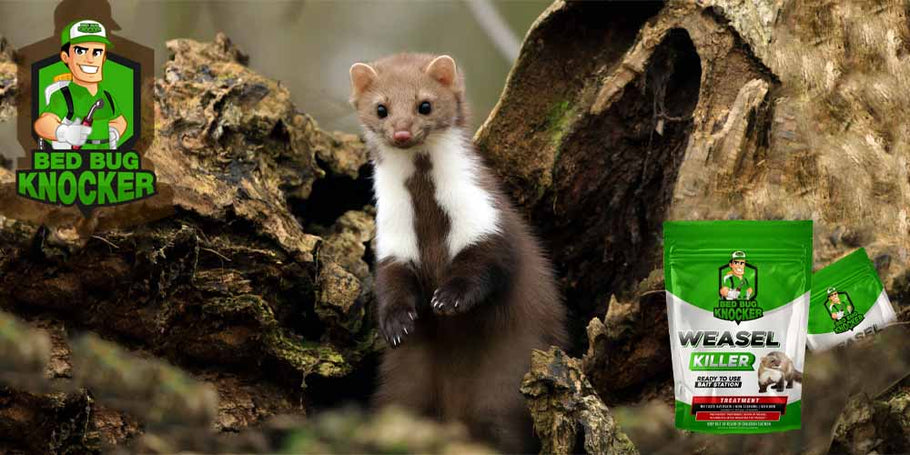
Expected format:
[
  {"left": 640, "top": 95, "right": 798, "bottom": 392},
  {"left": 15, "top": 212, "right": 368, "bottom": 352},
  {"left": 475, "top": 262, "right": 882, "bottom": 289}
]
[
  {"left": 715, "top": 250, "right": 761, "bottom": 323},
  {"left": 826, "top": 288, "right": 863, "bottom": 333},
  {"left": 77, "top": 22, "right": 102, "bottom": 34},
  {"left": 16, "top": 18, "right": 156, "bottom": 215}
]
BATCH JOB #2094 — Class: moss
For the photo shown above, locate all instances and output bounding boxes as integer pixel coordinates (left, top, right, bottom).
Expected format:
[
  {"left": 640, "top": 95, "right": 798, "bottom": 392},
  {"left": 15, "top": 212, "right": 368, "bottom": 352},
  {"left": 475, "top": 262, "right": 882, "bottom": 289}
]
[
  {"left": 542, "top": 99, "right": 575, "bottom": 203},
  {"left": 547, "top": 99, "right": 574, "bottom": 147},
  {"left": 203, "top": 294, "right": 352, "bottom": 382},
  {"left": 265, "top": 329, "right": 352, "bottom": 381}
]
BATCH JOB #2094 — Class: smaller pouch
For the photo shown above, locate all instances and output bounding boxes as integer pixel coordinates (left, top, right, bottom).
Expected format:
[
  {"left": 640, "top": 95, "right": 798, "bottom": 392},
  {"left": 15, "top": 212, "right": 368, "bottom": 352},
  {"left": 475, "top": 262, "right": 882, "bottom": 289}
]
[{"left": 808, "top": 248, "right": 897, "bottom": 351}]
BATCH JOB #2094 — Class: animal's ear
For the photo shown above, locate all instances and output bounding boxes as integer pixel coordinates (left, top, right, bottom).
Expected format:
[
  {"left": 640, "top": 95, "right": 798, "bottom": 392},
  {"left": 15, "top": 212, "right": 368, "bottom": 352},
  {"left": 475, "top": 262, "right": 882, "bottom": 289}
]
[
  {"left": 349, "top": 63, "right": 378, "bottom": 98},
  {"left": 425, "top": 55, "right": 457, "bottom": 87}
]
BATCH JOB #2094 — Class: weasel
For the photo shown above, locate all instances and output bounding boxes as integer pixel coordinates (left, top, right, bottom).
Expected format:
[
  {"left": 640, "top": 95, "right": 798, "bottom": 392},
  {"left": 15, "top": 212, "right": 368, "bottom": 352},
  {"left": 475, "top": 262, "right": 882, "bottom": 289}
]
[
  {"left": 757, "top": 351, "right": 802, "bottom": 393},
  {"left": 349, "top": 53, "right": 567, "bottom": 452}
]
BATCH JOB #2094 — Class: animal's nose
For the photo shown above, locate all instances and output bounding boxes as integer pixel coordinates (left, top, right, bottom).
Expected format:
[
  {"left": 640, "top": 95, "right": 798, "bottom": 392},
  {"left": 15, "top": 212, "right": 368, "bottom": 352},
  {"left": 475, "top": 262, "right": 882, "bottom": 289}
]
[{"left": 393, "top": 130, "right": 412, "bottom": 143}]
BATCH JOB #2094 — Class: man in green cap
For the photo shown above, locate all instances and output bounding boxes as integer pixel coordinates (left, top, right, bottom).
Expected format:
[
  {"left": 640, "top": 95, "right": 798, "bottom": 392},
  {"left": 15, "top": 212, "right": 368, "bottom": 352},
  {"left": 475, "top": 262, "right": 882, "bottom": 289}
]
[
  {"left": 827, "top": 287, "right": 852, "bottom": 320},
  {"left": 33, "top": 19, "right": 126, "bottom": 150},
  {"left": 720, "top": 250, "right": 754, "bottom": 300}
]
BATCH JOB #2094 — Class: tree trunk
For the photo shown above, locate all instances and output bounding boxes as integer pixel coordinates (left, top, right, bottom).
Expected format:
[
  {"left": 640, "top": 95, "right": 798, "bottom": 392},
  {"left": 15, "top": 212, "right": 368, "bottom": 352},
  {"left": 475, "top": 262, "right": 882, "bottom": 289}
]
[{"left": 477, "top": 1, "right": 910, "bottom": 453}]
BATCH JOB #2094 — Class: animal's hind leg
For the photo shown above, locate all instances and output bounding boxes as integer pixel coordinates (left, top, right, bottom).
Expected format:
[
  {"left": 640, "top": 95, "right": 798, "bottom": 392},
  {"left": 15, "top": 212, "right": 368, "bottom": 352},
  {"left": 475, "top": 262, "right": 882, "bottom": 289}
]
[
  {"left": 462, "top": 340, "right": 539, "bottom": 453},
  {"left": 468, "top": 387, "right": 537, "bottom": 453},
  {"left": 373, "top": 343, "right": 436, "bottom": 417},
  {"left": 774, "top": 378, "right": 786, "bottom": 392}
]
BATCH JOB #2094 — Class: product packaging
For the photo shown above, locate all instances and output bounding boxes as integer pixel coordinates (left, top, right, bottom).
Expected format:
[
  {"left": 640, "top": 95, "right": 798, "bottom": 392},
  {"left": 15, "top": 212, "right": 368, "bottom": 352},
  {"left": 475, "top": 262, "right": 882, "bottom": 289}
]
[
  {"left": 807, "top": 248, "right": 896, "bottom": 351},
  {"left": 664, "top": 220, "right": 812, "bottom": 433}
]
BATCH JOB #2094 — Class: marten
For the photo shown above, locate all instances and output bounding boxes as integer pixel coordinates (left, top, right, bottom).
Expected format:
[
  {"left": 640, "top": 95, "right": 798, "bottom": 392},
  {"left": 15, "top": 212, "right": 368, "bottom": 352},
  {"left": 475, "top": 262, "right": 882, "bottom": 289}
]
[
  {"left": 348, "top": 53, "right": 567, "bottom": 452},
  {"left": 757, "top": 351, "right": 803, "bottom": 393}
]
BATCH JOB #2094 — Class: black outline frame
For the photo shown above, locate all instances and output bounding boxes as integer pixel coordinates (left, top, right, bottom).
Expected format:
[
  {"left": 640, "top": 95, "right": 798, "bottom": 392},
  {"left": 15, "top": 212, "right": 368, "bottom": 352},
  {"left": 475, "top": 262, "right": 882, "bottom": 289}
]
[
  {"left": 824, "top": 291, "right": 855, "bottom": 318},
  {"left": 19, "top": 50, "right": 153, "bottom": 211},
  {"left": 718, "top": 261, "right": 759, "bottom": 301}
]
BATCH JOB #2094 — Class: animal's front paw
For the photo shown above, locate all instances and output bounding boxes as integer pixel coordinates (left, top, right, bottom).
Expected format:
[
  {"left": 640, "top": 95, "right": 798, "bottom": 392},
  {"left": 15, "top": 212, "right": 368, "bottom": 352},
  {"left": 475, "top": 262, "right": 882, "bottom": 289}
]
[
  {"left": 431, "top": 278, "right": 476, "bottom": 316},
  {"left": 378, "top": 303, "right": 417, "bottom": 348}
]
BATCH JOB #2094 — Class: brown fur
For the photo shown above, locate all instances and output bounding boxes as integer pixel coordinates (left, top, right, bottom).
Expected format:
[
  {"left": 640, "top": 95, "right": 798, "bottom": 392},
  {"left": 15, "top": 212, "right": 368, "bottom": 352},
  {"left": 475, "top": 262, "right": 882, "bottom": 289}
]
[
  {"left": 351, "top": 53, "right": 468, "bottom": 148},
  {"left": 758, "top": 351, "right": 802, "bottom": 393},
  {"left": 351, "top": 53, "right": 567, "bottom": 452}
]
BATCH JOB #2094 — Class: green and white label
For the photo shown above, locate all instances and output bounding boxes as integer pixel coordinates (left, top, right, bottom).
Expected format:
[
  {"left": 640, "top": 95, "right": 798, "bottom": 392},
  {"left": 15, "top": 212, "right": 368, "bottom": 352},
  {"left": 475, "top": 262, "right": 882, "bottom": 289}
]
[
  {"left": 689, "top": 352, "right": 756, "bottom": 371},
  {"left": 664, "top": 220, "right": 812, "bottom": 434},
  {"left": 807, "top": 248, "right": 896, "bottom": 351}
]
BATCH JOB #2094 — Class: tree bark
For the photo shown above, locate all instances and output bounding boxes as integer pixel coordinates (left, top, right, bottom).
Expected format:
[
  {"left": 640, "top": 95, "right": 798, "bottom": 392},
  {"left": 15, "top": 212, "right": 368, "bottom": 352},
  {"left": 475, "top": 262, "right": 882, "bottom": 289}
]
[
  {"left": 0, "top": 33, "right": 379, "bottom": 451},
  {"left": 475, "top": 1, "right": 910, "bottom": 453}
]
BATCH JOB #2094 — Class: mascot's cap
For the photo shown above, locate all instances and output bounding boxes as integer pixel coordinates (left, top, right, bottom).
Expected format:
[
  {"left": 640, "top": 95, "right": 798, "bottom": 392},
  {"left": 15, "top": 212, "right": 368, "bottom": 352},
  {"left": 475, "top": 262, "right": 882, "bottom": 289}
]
[
  {"left": 61, "top": 20, "right": 113, "bottom": 48},
  {"left": 827, "top": 287, "right": 838, "bottom": 295},
  {"left": 731, "top": 251, "right": 747, "bottom": 261}
]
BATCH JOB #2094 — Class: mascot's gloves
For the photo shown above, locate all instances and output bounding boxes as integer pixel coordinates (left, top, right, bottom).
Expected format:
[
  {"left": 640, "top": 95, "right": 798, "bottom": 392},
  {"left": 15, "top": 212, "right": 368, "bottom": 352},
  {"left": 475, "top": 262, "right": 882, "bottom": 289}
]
[
  {"left": 55, "top": 118, "right": 91, "bottom": 147},
  {"left": 109, "top": 126, "right": 120, "bottom": 150}
]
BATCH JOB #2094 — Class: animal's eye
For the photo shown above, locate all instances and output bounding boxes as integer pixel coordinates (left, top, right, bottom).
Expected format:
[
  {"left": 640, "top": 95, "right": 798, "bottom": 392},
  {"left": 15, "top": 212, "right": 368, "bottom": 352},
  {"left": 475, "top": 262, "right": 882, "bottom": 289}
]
[
  {"left": 93, "top": 49, "right": 103, "bottom": 57},
  {"left": 377, "top": 104, "right": 388, "bottom": 118},
  {"left": 418, "top": 101, "right": 432, "bottom": 115}
]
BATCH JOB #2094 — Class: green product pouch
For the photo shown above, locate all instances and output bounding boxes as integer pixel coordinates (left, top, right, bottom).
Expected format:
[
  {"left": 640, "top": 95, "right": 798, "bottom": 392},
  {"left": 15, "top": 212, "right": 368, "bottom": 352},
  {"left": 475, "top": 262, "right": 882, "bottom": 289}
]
[
  {"left": 808, "top": 248, "right": 896, "bottom": 351},
  {"left": 664, "top": 220, "right": 812, "bottom": 433}
]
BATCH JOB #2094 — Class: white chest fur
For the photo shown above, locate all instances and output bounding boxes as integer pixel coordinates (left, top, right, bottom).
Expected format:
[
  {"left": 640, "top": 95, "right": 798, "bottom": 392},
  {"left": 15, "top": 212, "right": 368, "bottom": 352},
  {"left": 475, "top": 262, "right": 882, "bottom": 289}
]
[
  {"left": 759, "top": 368, "right": 783, "bottom": 384},
  {"left": 372, "top": 138, "right": 420, "bottom": 263},
  {"left": 371, "top": 129, "right": 501, "bottom": 263}
]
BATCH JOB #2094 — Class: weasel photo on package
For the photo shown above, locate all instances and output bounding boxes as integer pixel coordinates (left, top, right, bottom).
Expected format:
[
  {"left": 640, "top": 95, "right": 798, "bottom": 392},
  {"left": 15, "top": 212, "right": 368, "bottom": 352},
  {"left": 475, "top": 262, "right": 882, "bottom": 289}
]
[{"left": 664, "top": 221, "right": 812, "bottom": 433}]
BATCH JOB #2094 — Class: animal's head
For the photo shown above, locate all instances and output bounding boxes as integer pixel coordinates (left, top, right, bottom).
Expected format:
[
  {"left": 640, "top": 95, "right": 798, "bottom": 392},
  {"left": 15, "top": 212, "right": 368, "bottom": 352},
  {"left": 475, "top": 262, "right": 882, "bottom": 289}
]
[
  {"left": 761, "top": 351, "right": 787, "bottom": 368},
  {"left": 349, "top": 53, "right": 466, "bottom": 150}
]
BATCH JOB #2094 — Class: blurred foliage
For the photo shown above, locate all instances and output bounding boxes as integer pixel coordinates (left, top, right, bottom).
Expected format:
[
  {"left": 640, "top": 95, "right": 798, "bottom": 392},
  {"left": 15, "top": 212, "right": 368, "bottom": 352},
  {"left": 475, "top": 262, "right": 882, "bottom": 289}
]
[
  {"left": 280, "top": 406, "right": 495, "bottom": 454},
  {"left": 0, "top": 311, "right": 51, "bottom": 387},
  {"left": 72, "top": 334, "right": 218, "bottom": 427}
]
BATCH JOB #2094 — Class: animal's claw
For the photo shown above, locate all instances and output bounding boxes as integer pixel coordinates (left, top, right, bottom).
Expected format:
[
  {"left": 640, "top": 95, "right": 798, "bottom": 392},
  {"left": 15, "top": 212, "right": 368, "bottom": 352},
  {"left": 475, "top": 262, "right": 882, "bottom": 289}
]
[
  {"left": 378, "top": 303, "right": 416, "bottom": 349},
  {"left": 432, "top": 279, "right": 473, "bottom": 316}
]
